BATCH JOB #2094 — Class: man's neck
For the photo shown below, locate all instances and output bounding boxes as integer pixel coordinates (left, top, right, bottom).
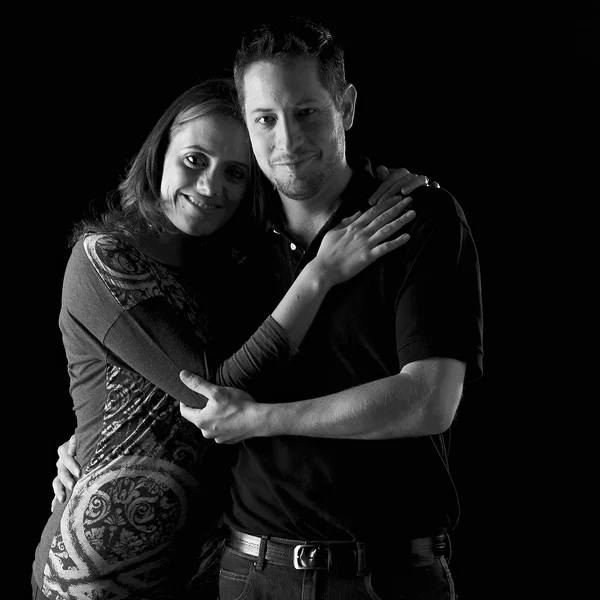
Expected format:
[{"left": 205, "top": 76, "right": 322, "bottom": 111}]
[{"left": 279, "top": 164, "right": 353, "bottom": 247}]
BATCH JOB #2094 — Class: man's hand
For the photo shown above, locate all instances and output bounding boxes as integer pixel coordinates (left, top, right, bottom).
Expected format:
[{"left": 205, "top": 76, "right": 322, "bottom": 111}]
[
  {"left": 50, "top": 434, "right": 80, "bottom": 512},
  {"left": 369, "top": 166, "right": 439, "bottom": 206},
  {"left": 179, "top": 371, "right": 263, "bottom": 444}
]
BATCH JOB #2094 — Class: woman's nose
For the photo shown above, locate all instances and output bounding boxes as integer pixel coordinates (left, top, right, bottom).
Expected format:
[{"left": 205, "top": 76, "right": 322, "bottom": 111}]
[{"left": 196, "top": 171, "right": 223, "bottom": 197}]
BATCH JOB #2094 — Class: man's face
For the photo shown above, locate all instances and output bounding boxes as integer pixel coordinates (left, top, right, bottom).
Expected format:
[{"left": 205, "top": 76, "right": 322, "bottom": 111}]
[{"left": 242, "top": 57, "right": 355, "bottom": 201}]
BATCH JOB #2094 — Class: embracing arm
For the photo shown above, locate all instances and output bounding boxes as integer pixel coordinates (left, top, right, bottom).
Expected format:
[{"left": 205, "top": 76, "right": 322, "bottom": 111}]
[
  {"left": 55, "top": 356, "right": 463, "bottom": 501},
  {"left": 179, "top": 357, "right": 464, "bottom": 443},
  {"left": 215, "top": 170, "right": 428, "bottom": 381},
  {"left": 74, "top": 175, "right": 420, "bottom": 410},
  {"left": 257, "top": 358, "right": 465, "bottom": 439},
  {"left": 179, "top": 186, "right": 483, "bottom": 442}
]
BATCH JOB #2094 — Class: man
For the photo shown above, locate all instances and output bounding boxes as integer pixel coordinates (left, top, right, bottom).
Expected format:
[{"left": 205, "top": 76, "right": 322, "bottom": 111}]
[{"left": 178, "top": 15, "right": 483, "bottom": 600}]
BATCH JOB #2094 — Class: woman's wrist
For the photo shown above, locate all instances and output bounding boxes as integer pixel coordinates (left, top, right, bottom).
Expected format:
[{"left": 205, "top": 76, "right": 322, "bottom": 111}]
[{"left": 302, "top": 259, "right": 334, "bottom": 295}]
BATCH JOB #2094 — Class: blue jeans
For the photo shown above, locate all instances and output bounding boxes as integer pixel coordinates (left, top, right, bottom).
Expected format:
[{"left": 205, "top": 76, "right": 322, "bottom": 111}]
[{"left": 218, "top": 547, "right": 456, "bottom": 599}]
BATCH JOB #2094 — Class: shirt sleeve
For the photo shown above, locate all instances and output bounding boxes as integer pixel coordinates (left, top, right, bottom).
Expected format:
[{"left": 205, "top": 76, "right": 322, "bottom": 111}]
[
  {"left": 394, "top": 187, "right": 484, "bottom": 382},
  {"left": 73, "top": 234, "right": 298, "bottom": 408}
]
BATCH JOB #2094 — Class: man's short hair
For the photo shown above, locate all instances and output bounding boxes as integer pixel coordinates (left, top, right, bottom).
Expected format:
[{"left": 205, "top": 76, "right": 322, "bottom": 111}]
[{"left": 233, "top": 16, "right": 347, "bottom": 112}]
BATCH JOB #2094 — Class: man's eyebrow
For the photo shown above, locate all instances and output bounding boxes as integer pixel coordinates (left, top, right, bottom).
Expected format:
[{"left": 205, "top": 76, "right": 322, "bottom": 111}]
[
  {"left": 250, "top": 98, "right": 322, "bottom": 114},
  {"left": 228, "top": 160, "right": 250, "bottom": 170}
]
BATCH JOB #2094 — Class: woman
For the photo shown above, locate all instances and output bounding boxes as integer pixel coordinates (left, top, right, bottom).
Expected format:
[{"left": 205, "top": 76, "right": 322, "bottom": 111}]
[{"left": 33, "top": 78, "right": 421, "bottom": 599}]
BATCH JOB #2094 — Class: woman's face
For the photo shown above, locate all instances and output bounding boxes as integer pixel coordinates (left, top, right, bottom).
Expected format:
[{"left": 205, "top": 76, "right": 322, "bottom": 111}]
[{"left": 160, "top": 113, "right": 251, "bottom": 236}]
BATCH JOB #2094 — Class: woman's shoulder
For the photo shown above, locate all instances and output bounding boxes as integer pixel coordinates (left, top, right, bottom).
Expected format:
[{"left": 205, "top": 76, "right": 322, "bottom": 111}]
[
  {"left": 81, "top": 232, "right": 150, "bottom": 273},
  {"left": 76, "top": 232, "right": 170, "bottom": 307},
  {"left": 82, "top": 231, "right": 139, "bottom": 255}
]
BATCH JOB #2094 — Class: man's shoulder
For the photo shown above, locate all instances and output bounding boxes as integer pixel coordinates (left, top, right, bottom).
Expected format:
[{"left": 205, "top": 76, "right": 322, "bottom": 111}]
[
  {"left": 409, "top": 185, "right": 471, "bottom": 231},
  {"left": 346, "top": 158, "right": 466, "bottom": 222}
]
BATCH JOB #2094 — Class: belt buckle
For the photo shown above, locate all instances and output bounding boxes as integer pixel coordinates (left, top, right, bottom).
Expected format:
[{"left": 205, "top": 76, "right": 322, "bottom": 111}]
[{"left": 292, "top": 543, "right": 327, "bottom": 570}]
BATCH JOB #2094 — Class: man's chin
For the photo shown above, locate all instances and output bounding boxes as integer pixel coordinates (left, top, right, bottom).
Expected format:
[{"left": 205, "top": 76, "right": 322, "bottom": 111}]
[
  {"left": 276, "top": 184, "right": 320, "bottom": 200},
  {"left": 270, "top": 174, "right": 320, "bottom": 200}
]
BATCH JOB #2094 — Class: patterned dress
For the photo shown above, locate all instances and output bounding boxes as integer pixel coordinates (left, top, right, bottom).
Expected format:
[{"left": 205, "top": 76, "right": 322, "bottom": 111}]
[{"left": 33, "top": 234, "right": 296, "bottom": 599}]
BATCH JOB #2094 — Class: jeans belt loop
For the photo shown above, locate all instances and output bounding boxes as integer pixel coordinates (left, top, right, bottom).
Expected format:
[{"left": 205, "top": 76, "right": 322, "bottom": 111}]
[
  {"left": 444, "top": 531, "right": 452, "bottom": 563},
  {"left": 356, "top": 541, "right": 367, "bottom": 576},
  {"left": 254, "top": 535, "right": 268, "bottom": 571}
]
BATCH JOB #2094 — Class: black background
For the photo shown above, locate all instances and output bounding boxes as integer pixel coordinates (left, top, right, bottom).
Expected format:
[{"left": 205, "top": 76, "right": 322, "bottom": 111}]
[{"left": 19, "top": 8, "right": 596, "bottom": 599}]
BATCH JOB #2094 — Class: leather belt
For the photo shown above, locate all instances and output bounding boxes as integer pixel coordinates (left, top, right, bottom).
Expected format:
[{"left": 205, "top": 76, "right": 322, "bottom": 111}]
[{"left": 227, "top": 528, "right": 448, "bottom": 572}]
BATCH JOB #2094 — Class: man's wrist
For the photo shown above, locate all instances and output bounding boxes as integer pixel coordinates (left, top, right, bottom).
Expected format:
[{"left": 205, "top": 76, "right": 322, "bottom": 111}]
[{"left": 257, "top": 402, "right": 287, "bottom": 438}]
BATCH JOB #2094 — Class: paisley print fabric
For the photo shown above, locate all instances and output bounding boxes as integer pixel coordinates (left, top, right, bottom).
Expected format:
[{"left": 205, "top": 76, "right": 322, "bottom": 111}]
[
  {"left": 84, "top": 234, "right": 210, "bottom": 336},
  {"left": 39, "top": 234, "right": 216, "bottom": 599}
]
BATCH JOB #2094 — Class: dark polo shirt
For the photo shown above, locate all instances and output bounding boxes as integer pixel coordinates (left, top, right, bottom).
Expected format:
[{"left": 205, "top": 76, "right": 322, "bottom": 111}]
[{"left": 224, "top": 157, "right": 484, "bottom": 543}]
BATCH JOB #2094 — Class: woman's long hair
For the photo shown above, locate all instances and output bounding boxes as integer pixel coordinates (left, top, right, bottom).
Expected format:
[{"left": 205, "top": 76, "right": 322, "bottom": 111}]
[{"left": 69, "top": 78, "right": 266, "bottom": 248}]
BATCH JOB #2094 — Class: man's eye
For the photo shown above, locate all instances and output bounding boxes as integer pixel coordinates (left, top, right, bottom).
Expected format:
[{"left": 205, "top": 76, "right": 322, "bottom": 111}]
[
  {"left": 227, "top": 167, "right": 247, "bottom": 180},
  {"left": 298, "top": 108, "right": 316, "bottom": 117}
]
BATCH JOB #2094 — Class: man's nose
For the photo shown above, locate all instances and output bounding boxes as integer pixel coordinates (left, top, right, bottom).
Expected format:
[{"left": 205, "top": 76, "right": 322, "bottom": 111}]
[{"left": 275, "top": 116, "right": 304, "bottom": 154}]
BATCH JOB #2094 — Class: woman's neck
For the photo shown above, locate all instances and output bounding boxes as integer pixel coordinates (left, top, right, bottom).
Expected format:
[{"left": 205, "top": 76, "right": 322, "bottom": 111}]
[{"left": 138, "top": 230, "right": 210, "bottom": 268}]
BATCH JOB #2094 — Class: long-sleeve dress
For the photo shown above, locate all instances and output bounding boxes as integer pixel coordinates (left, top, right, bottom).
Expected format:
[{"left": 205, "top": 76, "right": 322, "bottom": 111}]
[{"left": 32, "top": 233, "right": 295, "bottom": 599}]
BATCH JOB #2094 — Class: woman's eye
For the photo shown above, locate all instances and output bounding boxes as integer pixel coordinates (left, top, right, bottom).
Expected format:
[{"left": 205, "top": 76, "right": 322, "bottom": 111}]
[
  {"left": 184, "top": 155, "right": 204, "bottom": 167},
  {"left": 257, "top": 116, "right": 275, "bottom": 125}
]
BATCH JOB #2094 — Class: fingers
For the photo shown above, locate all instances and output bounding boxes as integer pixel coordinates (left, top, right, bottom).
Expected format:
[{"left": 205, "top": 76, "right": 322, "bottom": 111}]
[
  {"left": 52, "top": 464, "right": 77, "bottom": 496},
  {"left": 52, "top": 475, "right": 67, "bottom": 504},
  {"left": 372, "top": 175, "right": 424, "bottom": 206},
  {"left": 180, "top": 370, "right": 217, "bottom": 396},
  {"left": 67, "top": 434, "right": 76, "bottom": 456},
  {"left": 179, "top": 401, "right": 204, "bottom": 424},
  {"left": 334, "top": 211, "right": 362, "bottom": 230},
  {"left": 369, "top": 230, "right": 412, "bottom": 260},
  {"left": 367, "top": 167, "right": 412, "bottom": 206},
  {"left": 374, "top": 165, "right": 391, "bottom": 182},
  {"left": 368, "top": 206, "right": 416, "bottom": 245},
  {"left": 180, "top": 403, "right": 216, "bottom": 442},
  {"left": 355, "top": 195, "right": 412, "bottom": 232},
  {"left": 58, "top": 437, "right": 81, "bottom": 479},
  {"left": 400, "top": 174, "right": 430, "bottom": 195},
  {"left": 368, "top": 167, "right": 441, "bottom": 206}
]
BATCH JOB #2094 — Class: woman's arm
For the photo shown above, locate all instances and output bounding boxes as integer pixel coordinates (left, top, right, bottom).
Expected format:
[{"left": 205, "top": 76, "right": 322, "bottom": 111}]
[
  {"left": 212, "top": 170, "right": 429, "bottom": 388},
  {"left": 50, "top": 170, "right": 429, "bottom": 504},
  {"left": 90, "top": 194, "right": 416, "bottom": 409},
  {"left": 265, "top": 193, "right": 415, "bottom": 345}
]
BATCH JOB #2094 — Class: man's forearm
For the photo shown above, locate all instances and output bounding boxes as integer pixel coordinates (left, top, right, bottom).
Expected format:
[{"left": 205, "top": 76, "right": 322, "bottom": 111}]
[
  {"left": 261, "top": 372, "right": 437, "bottom": 440},
  {"left": 179, "top": 358, "right": 464, "bottom": 444}
]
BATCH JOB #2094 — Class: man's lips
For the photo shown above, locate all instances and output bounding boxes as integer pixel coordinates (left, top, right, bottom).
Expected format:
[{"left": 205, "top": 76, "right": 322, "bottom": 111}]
[{"left": 273, "top": 155, "right": 316, "bottom": 167}]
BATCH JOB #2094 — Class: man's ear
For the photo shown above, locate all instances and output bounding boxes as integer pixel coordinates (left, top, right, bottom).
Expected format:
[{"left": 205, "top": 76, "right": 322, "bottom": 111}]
[{"left": 341, "top": 84, "right": 357, "bottom": 130}]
